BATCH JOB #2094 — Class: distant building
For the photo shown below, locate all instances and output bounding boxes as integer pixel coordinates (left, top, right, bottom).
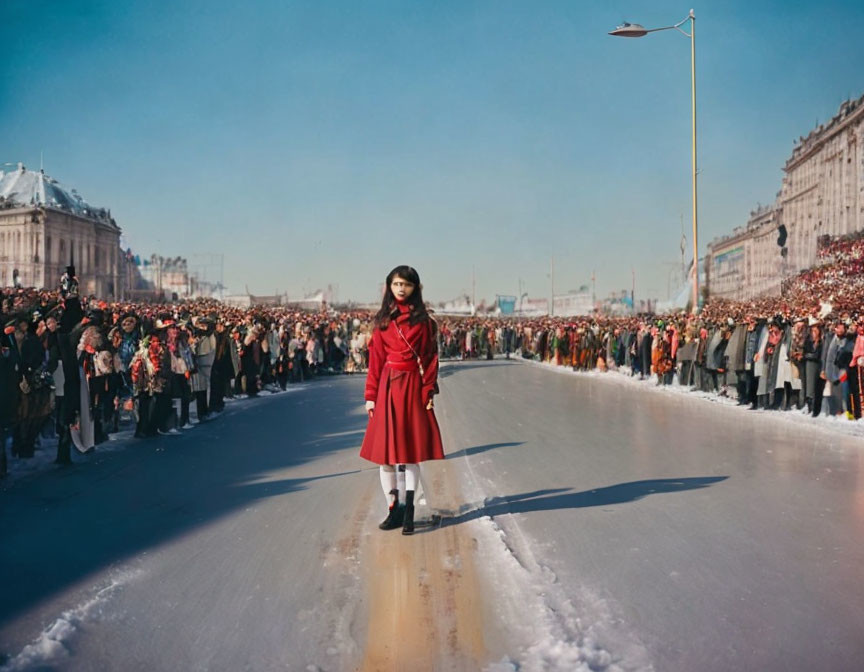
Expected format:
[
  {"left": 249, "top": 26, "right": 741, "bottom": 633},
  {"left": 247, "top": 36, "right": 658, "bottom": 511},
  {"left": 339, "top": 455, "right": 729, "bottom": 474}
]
[
  {"left": 707, "top": 92, "right": 864, "bottom": 300},
  {"left": 0, "top": 164, "right": 122, "bottom": 296},
  {"left": 438, "top": 295, "right": 474, "bottom": 316},
  {"left": 552, "top": 289, "right": 594, "bottom": 316},
  {"left": 131, "top": 254, "right": 193, "bottom": 300}
]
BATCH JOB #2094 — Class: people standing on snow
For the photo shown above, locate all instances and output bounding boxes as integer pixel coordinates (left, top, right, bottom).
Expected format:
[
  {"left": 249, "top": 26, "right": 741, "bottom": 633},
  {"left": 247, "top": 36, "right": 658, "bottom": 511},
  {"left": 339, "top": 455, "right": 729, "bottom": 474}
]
[{"left": 361, "top": 266, "right": 444, "bottom": 536}]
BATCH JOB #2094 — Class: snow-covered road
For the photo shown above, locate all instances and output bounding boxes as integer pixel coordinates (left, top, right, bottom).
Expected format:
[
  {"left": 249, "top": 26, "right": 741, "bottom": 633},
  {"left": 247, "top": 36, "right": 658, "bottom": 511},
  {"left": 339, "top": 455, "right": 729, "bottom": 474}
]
[
  {"left": 437, "top": 359, "right": 864, "bottom": 671},
  {"left": 2, "top": 359, "right": 863, "bottom": 671}
]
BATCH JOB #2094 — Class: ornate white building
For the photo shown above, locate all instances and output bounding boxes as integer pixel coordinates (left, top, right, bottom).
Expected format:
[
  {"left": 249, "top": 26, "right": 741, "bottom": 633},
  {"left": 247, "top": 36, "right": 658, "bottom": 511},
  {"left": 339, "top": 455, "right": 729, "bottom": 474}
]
[
  {"left": 708, "top": 93, "right": 864, "bottom": 300},
  {"left": 0, "top": 164, "right": 123, "bottom": 297}
]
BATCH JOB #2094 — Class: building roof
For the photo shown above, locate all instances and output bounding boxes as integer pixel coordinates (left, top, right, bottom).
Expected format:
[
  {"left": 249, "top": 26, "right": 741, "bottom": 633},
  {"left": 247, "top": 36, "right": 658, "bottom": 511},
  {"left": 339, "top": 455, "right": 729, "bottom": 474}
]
[{"left": 0, "top": 163, "right": 117, "bottom": 226}]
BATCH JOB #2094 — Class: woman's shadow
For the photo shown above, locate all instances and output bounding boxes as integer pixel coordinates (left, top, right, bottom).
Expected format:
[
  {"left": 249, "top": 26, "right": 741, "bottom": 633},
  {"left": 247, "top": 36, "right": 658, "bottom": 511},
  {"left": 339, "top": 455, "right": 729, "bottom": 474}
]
[{"left": 438, "top": 477, "right": 729, "bottom": 526}]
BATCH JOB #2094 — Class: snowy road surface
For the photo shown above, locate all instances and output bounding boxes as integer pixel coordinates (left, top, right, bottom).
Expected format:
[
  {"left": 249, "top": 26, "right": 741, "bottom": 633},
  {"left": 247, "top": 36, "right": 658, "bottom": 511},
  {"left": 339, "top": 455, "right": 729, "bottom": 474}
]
[{"left": 1, "top": 360, "right": 863, "bottom": 671}]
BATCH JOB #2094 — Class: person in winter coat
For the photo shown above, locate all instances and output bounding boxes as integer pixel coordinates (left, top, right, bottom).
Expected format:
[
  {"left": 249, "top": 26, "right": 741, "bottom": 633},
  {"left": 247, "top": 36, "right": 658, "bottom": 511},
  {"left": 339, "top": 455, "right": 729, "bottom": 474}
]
[
  {"left": 0, "top": 319, "right": 21, "bottom": 476},
  {"left": 787, "top": 317, "right": 807, "bottom": 410},
  {"left": 743, "top": 317, "right": 764, "bottom": 408},
  {"left": 845, "top": 318, "right": 864, "bottom": 419},
  {"left": 821, "top": 319, "right": 849, "bottom": 416},
  {"left": 190, "top": 318, "right": 216, "bottom": 421},
  {"left": 55, "top": 297, "right": 85, "bottom": 463},
  {"left": 803, "top": 321, "right": 824, "bottom": 416},
  {"left": 361, "top": 265, "right": 443, "bottom": 536},
  {"left": 210, "top": 320, "right": 233, "bottom": 412},
  {"left": 13, "top": 313, "right": 51, "bottom": 458}
]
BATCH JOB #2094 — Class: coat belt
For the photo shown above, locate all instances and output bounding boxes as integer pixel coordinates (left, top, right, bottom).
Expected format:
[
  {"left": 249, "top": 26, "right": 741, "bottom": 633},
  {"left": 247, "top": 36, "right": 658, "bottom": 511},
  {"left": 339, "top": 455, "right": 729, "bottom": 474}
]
[{"left": 385, "top": 359, "right": 419, "bottom": 372}]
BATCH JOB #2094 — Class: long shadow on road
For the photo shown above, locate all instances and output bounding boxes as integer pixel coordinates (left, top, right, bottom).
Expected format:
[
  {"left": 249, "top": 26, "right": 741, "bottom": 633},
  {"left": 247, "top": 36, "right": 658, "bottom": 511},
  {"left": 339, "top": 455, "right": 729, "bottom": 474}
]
[
  {"left": 446, "top": 442, "right": 524, "bottom": 460},
  {"left": 444, "top": 477, "right": 729, "bottom": 525},
  {"left": 0, "top": 379, "right": 368, "bottom": 629}
]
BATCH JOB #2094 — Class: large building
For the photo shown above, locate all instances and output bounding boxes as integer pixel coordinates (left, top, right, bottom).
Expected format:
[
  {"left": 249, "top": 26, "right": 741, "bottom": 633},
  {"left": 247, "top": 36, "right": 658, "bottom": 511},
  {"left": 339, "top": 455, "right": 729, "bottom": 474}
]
[
  {"left": 707, "top": 92, "right": 864, "bottom": 300},
  {"left": 0, "top": 164, "right": 123, "bottom": 297}
]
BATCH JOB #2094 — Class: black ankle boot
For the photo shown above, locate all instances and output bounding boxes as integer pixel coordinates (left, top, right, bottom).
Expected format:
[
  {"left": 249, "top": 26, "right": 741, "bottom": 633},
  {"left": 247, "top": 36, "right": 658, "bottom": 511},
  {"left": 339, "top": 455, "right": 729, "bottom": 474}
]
[
  {"left": 402, "top": 490, "right": 415, "bottom": 536},
  {"left": 379, "top": 490, "right": 404, "bottom": 530}
]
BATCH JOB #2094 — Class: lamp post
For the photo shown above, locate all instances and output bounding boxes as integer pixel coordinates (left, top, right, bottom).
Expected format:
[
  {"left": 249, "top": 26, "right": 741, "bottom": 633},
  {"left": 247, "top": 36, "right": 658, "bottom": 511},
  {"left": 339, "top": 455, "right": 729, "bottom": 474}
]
[{"left": 610, "top": 10, "right": 699, "bottom": 313}]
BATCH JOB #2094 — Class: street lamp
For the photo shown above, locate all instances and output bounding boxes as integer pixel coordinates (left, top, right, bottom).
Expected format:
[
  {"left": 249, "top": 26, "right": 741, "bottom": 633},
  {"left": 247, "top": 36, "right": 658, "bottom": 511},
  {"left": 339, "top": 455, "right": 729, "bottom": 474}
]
[{"left": 610, "top": 10, "right": 699, "bottom": 314}]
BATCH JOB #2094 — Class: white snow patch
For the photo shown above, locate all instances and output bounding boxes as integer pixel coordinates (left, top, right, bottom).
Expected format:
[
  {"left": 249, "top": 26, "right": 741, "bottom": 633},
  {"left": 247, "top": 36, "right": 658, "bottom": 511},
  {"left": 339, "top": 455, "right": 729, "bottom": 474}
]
[
  {"left": 466, "top": 512, "right": 649, "bottom": 672},
  {"left": 0, "top": 569, "right": 142, "bottom": 672},
  {"left": 520, "top": 358, "right": 864, "bottom": 442}
]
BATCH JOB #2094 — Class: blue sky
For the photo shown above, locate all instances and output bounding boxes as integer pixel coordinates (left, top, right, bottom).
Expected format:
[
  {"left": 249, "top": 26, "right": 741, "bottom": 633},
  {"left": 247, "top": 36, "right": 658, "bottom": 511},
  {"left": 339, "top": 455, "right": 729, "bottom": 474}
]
[{"left": 3, "top": 0, "right": 863, "bottom": 303}]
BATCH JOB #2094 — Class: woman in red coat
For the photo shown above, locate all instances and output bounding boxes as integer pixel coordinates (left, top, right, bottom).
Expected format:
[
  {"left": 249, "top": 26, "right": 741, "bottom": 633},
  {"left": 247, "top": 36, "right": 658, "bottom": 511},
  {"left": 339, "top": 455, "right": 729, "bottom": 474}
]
[{"left": 361, "top": 265, "right": 444, "bottom": 535}]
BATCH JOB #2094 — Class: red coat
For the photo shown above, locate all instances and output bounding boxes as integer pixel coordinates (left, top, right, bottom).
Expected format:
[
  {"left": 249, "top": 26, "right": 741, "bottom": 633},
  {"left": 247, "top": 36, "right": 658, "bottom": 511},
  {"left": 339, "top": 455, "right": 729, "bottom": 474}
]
[{"left": 360, "top": 303, "right": 445, "bottom": 465}]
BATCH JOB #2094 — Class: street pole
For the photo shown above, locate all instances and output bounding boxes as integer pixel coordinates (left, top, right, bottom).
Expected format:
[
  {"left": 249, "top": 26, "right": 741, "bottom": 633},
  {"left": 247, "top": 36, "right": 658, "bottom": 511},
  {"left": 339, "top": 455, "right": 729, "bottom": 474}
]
[
  {"left": 518, "top": 277, "right": 523, "bottom": 316},
  {"left": 550, "top": 256, "right": 555, "bottom": 316},
  {"left": 689, "top": 10, "right": 699, "bottom": 313},
  {"left": 609, "top": 9, "right": 700, "bottom": 314}
]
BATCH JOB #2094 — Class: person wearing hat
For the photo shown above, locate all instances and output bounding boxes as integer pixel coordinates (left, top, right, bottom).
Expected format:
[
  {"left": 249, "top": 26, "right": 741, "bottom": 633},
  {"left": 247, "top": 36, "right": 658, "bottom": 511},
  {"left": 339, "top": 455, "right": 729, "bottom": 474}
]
[{"left": 12, "top": 310, "right": 51, "bottom": 458}]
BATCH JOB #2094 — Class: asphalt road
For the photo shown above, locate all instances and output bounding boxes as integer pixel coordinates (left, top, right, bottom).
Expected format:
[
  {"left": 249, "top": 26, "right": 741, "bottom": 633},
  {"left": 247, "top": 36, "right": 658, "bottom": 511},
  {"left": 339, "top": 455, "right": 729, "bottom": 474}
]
[
  {"left": 2, "top": 360, "right": 863, "bottom": 671},
  {"left": 0, "top": 383, "right": 377, "bottom": 672}
]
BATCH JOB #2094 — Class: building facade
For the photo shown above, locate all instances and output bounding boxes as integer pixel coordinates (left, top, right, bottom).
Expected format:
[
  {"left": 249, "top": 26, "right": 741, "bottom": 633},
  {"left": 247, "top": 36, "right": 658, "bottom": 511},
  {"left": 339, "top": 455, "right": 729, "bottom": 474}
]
[
  {"left": 0, "top": 164, "right": 123, "bottom": 297},
  {"left": 707, "top": 93, "right": 864, "bottom": 300}
]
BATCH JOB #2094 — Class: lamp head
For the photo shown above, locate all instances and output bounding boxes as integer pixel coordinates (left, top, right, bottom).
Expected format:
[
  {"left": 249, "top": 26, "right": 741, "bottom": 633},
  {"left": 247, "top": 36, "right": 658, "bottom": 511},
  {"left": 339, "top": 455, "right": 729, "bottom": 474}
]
[{"left": 609, "top": 22, "right": 647, "bottom": 38}]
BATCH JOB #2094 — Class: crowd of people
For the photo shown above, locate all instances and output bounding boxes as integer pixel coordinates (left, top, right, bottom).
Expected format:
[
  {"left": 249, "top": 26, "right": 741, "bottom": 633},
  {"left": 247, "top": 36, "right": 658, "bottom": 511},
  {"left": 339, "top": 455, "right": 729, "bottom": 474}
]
[
  {"left": 0, "top": 270, "right": 377, "bottom": 477},
  {"left": 782, "top": 231, "right": 864, "bottom": 312},
  {"left": 5, "top": 255, "right": 864, "bottom": 477}
]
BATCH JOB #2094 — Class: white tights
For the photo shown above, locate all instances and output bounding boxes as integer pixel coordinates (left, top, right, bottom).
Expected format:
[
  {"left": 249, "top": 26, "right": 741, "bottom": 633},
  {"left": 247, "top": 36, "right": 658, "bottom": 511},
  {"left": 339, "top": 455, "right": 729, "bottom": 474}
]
[{"left": 379, "top": 463, "right": 421, "bottom": 507}]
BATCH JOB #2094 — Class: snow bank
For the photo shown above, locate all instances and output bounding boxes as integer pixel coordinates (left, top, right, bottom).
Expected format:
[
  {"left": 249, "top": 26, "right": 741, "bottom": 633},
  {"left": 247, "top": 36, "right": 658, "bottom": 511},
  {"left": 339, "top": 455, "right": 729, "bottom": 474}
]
[
  {"left": 0, "top": 569, "right": 142, "bottom": 672},
  {"left": 520, "top": 357, "right": 864, "bottom": 441}
]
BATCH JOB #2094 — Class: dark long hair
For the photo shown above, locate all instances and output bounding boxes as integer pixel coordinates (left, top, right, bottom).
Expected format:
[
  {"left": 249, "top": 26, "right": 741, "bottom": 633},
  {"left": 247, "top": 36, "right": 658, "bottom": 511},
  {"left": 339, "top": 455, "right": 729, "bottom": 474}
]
[{"left": 374, "top": 265, "right": 430, "bottom": 329}]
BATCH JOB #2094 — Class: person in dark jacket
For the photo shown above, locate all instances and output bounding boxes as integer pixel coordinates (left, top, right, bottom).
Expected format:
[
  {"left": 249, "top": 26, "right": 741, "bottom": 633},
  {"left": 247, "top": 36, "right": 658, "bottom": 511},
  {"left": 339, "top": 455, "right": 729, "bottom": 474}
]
[
  {"left": 0, "top": 319, "right": 21, "bottom": 476},
  {"left": 210, "top": 320, "right": 233, "bottom": 413},
  {"left": 742, "top": 317, "right": 763, "bottom": 408},
  {"left": 639, "top": 327, "right": 653, "bottom": 380},
  {"left": 55, "top": 297, "right": 85, "bottom": 464},
  {"left": 13, "top": 314, "right": 50, "bottom": 458},
  {"left": 803, "top": 321, "right": 824, "bottom": 416}
]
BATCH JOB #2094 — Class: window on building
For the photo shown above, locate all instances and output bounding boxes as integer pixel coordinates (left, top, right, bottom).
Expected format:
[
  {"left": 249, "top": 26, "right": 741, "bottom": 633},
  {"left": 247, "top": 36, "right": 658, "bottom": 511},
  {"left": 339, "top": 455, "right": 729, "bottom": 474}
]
[{"left": 46, "top": 235, "right": 52, "bottom": 263}]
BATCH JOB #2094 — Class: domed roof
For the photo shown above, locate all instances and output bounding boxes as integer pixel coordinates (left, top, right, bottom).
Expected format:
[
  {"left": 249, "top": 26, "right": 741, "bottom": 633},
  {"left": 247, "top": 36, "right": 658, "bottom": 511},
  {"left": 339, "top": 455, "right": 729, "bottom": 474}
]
[{"left": 0, "top": 163, "right": 116, "bottom": 226}]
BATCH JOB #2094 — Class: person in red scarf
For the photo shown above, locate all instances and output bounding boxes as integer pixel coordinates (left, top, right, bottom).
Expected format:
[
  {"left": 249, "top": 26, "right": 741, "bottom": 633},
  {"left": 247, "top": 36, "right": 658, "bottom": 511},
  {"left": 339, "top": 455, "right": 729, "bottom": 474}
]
[{"left": 360, "top": 266, "right": 444, "bottom": 535}]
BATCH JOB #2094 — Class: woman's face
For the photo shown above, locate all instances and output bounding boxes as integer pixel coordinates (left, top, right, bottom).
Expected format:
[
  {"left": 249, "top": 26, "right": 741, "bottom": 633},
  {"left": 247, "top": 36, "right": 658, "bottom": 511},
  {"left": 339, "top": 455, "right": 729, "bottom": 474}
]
[
  {"left": 390, "top": 276, "right": 415, "bottom": 301},
  {"left": 122, "top": 317, "right": 137, "bottom": 333}
]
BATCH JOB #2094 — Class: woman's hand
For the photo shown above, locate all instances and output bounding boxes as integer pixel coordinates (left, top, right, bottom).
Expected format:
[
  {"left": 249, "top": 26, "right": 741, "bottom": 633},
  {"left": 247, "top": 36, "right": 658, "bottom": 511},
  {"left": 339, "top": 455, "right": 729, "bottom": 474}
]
[
  {"left": 365, "top": 400, "right": 375, "bottom": 418},
  {"left": 426, "top": 398, "right": 434, "bottom": 411}
]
